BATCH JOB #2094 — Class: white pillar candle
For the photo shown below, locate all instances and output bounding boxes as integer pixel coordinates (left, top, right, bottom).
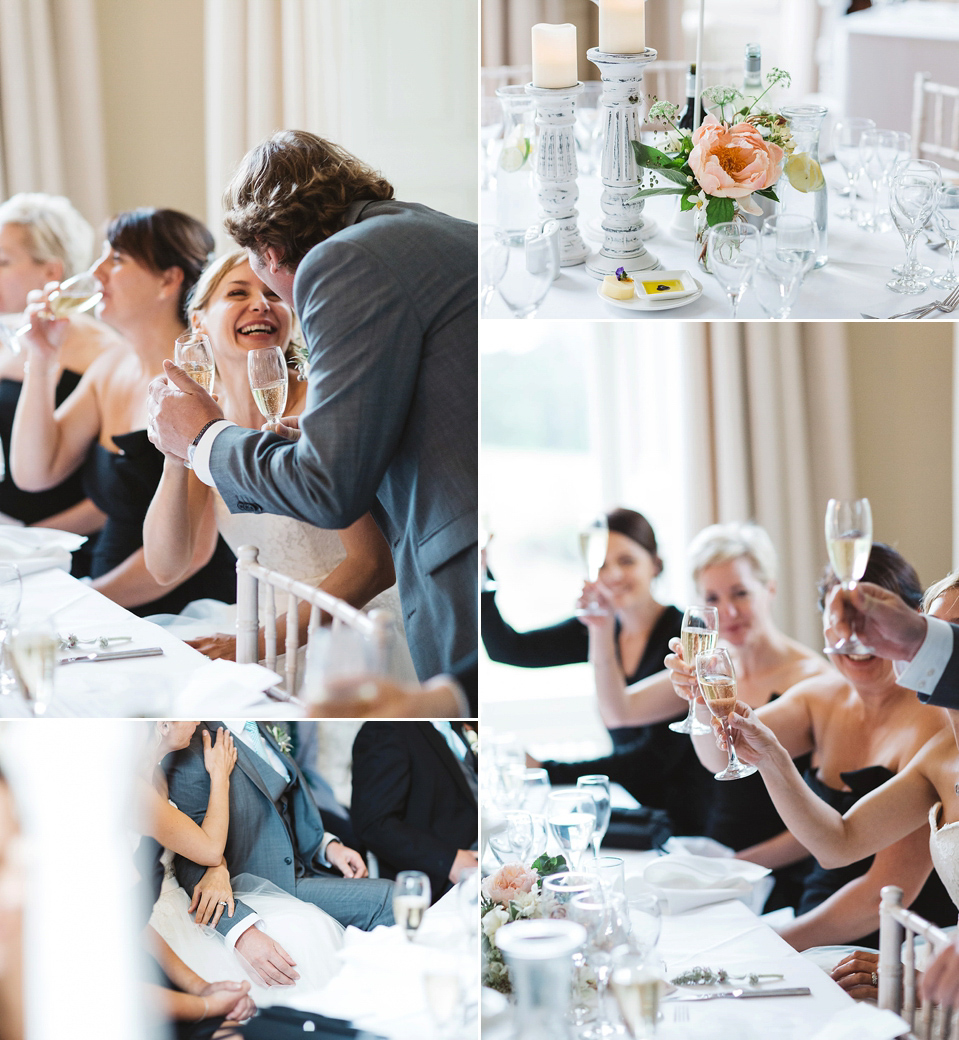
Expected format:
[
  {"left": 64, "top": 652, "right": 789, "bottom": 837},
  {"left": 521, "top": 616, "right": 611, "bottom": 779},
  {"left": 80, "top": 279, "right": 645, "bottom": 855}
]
[
  {"left": 531, "top": 23, "right": 578, "bottom": 89},
  {"left": 598, "top": 0, "right": 645, "bottom": 53}
]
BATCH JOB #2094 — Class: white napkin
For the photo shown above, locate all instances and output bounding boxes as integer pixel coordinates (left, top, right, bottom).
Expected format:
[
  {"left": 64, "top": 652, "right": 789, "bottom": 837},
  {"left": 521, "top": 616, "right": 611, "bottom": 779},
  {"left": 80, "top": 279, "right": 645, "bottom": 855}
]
[
  {"left": 640, "top": 853, "right": 771, "bottom": 914},
  {"left": 663, "top": 836, "right": 735, "bottom": 859},
  {"left": 809, "top": 1004, "right": 910, "bottom": 1040},
  {"left": 0, "top": 527, "right": 86, "bottom": 575},
  {"left": 169, "top": 659, "right": 286, "bottom": 716}
]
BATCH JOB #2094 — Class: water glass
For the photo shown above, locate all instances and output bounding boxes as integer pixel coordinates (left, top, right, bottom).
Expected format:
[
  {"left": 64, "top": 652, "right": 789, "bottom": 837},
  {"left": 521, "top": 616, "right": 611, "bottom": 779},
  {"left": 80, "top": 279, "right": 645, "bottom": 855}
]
[
  {"left": 887, "top": 160, "right": 941, "bottom": 294},
  {"left": 625, "top": 891, "right": 663, "bottom": 957},
  {"left": 707, "top": 223, "right": 760, "bottom": 317},
  {"left": 592, "top": 855, "right": 626, "bottom": 897},
  {"left": 832, "top": 116, "right": 876, "bottom": 216},
  {"left": 497, "top": 223, "right": 559, "bottom": 318},
  {"left": 546, "top": 790, "right": 596, "bottom": 870},
  {"left": 933, "top": 185, "right": 959, "bottom": 289},
  {"left": 752, "top": 255, "right": 804, "bottom": 319},
  {"left": 761, "top": 213, "right": 819, "bottom": 274},
  {"left": 522, "top": 767, "right": 551, "bottom": 814},
  {"left": 569, "top": 892, "right": 623, "bottom": 1039},
  {"left": 504, "top": 810, "right": 534, "bottom": 863}
]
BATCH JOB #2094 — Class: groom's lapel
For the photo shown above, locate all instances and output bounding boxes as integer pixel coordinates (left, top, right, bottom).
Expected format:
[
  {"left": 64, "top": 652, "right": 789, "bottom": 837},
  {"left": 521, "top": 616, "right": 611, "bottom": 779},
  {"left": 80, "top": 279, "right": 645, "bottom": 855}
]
[{"left": 208, "top": 720, "right": 275, "bottom": 804}]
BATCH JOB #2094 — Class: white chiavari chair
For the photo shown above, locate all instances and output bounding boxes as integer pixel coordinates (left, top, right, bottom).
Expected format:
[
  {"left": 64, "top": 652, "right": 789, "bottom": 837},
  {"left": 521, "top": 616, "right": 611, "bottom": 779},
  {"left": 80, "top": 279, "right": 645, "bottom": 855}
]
[
  {"left": 911, "top": 73, "right": 959, "bottom": 170},
  {"left": 878, "top": 885, "right": 959, "bottom": 1040},
  {"left": 234, "top": 544, "right": 393, "bottom": 699}
]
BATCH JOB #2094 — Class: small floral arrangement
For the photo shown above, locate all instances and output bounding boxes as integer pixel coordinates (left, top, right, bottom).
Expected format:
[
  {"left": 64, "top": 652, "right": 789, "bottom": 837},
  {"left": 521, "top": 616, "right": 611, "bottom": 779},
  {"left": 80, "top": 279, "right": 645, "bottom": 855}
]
[
  {"left": 266, "top": 724, "right": 293, "bottom": 755},
  {"left": 481, "top": 854, "right": 567, "bottom": 993},
  {"left": 634, "top": 69, "right": 797, "bottom": 225}
]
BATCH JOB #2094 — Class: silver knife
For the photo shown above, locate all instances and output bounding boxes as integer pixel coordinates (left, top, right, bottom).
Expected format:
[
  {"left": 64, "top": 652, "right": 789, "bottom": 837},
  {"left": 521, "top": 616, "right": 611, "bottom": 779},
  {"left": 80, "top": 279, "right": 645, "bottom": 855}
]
[
  {"left": 59, "top": 646, "right": 165, "bottom": 665},
  {"left": 667, "top": 987, "right": 811, "bottom": 1002}
]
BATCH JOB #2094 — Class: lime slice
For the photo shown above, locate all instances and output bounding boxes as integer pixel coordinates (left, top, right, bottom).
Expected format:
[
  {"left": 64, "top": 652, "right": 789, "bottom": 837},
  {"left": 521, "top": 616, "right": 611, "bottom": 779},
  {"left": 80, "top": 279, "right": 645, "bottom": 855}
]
[
  {"left": 784, "top": 152, "right": 825, "bottom": 193},
  {"left": 499, "top": 136, "right": 531, "bottom": 172}
]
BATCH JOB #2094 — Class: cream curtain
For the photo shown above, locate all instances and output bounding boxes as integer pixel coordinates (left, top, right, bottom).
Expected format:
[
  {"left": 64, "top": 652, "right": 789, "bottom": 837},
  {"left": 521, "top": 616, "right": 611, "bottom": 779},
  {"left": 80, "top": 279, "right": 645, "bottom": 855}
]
[
  {"left": 0, "top": 0, "right": 109, "bottom": 226},
  {"left": 204, "top": 0, "right": 476, "bottom": 251},
  {"left": 679, "top": 322, "right": 855, "bottom": 651}
]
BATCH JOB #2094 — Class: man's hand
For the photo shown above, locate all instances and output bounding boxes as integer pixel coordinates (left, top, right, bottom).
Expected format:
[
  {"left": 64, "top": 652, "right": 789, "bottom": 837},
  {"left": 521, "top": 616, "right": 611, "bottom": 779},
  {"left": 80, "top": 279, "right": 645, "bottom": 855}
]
[
  {"left": 146, "top": 359, "right": 224, "bottom": 461},
  {"left": 449, "top": 849, "right": 479, "bottom": 884},
  {"left": 824, "top": 581, "right": 927, "bottom": 662},
  {"left": 269, "top": 415, "right": 301, "bottom": 441},
  {"left": 234, "top": 925, "right": 299, "bottom": 986},
  {"left": 326, "top": 841, "right": 368, "bottom": 878},
  {"left": 189, "top": 862, "right": 235, "bottom": 927}
]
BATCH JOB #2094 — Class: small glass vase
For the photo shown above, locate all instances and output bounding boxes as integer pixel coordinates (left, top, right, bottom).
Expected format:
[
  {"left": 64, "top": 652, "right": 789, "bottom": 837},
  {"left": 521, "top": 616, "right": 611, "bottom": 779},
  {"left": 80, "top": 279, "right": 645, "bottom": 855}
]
[
  {"left": 780, "top": 104, "right": 828, "bottom": 268},
  {"left": 695, "top": 203, "right": 747, "bottom": 273}
]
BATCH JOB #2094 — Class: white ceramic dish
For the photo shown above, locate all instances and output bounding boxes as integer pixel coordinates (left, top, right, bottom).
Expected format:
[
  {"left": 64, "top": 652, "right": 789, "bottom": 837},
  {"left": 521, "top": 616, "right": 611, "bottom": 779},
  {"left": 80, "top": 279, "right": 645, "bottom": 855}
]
[{"left": 597, "top": 276, "right": 704, "bottom": 312}]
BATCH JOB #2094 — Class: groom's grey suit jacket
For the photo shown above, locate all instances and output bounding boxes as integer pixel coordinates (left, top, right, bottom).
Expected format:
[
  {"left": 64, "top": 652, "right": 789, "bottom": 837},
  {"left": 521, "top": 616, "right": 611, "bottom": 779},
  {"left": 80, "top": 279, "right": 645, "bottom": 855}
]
[
  {"left": 166, "top": 724, "right": 341, "bottom": 938},
  {"left": 208, "top": 200, "right": 478, "bottom": 683}
]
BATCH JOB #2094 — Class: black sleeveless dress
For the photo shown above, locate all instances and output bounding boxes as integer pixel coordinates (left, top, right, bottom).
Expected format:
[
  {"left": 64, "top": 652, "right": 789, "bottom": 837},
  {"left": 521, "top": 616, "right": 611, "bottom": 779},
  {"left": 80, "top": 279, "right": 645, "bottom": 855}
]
[
  {"left": 0, "top": 372, "right": 97, "bottom": 576},
  {"left": 800, "top": 765, "right": 956, "bottom": 946},
  {"left": 81, "top": 430, "right": 236, "bottom": 616}
]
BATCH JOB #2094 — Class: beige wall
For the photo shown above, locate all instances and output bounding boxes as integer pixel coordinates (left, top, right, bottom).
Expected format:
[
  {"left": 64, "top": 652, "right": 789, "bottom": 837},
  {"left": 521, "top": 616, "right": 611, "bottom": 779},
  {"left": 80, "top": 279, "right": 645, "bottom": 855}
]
[
  {"left": 847, "top": 323, "right": 953, "bottom": 591},
  {"left": 94, "top": 0, "right": 206, "bottom": 222}
]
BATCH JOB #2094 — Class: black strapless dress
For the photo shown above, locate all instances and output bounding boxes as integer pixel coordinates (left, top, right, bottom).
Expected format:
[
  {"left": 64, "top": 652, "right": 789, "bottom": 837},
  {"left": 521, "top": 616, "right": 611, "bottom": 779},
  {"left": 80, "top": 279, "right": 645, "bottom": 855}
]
[
  {"left": 81, "top": 430, "right": 236, "bottom": 616},
  {"left": 800, "top": 765, "right": 955, "bottom": 946}
]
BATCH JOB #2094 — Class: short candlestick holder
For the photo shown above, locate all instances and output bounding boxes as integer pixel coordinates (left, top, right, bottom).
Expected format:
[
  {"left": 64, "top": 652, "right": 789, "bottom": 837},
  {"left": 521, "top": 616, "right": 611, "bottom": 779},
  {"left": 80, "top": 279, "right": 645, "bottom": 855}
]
[
  {"left": 585, "top": 47, "right": 660, "bottom": 278},
  {"left": 526, "top": 82, "right": 590, "bottom": 267}
]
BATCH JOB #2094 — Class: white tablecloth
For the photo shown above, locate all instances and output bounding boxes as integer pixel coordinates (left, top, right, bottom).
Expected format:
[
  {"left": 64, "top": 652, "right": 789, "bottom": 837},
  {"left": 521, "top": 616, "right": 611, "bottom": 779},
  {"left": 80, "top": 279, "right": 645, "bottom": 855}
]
[
  {"left": 482, "top": 164, "right": 959, "bottom": 320},
  {"left": 838, "top": 3, "right": 959, "bottom": 134}
]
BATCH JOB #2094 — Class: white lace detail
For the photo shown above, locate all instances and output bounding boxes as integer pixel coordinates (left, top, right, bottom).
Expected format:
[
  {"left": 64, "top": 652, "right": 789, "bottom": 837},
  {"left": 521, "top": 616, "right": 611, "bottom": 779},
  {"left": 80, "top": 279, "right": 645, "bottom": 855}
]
[{"left": 928, "top": 802, "right": 959, "bottom": 910}]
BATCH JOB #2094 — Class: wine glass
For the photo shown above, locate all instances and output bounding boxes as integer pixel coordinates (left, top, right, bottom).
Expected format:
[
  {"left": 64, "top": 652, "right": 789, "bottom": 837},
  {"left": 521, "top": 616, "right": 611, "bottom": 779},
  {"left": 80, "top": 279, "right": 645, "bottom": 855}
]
[
  {"left": 707, "top": 223, "right": 760, "bottom": 317},
  {"left": 497, "top": 222, "right": 559, "bottom": 319},
  {"left": 504, "top": 810, "right": 534, "bottom": 864},
  {"left": 858, "top": 129, "right": 898, "bottom": 232},
  {"left": 751, "top": 255, "right": 804, "bottom": 319},
  {"left": 577, "top": 774, "right": 612, "bottom": 861},
  {"left": 546, "top": 790, "right": 596, "bottom": 870},
  {"left": 695, "top": 647, "right": 756, "bottom": 781},
  {"left": 610, "top": 947, "right": 665, "bottom": 1040},
  {"left": 668, "top": 605, "right": 718, "bottom": 735},
  {"left": 247, "top": 345, "right": 289, "bottom": 430},
  {"left": 481, "top": 237, "right": 509, "bottom": 317},
  {"left": 625, "top": 891, "right": 663, "bottom": 958},
  {"left": 393, "top": 870, "right": 431, "bottom": 941},
  {"left": 8, "top": 270, "right": 103, "bottom": 352},
  {"left": 575, "top": 514, "right": 609, "bottom": 618},
  {"left": 0, "top": 564, "right": 22, "bottom": 695},
  {"left": 933, "top": 185, "right": 959, "bottom": 289},
  {"left": 8, "top": 616, "right": 58, "bottom": 716},
  {"left": 887, "top": 160, "right": 941, "bottom": 294},
  {"left": 569, "top": 892, "right": 623, "bottom": 1039},
  {"left": 824, "top": 498, "right": 873, "bottom": 655},
  {"left": 522, "top": 767, "right": 551, "bottom": 814},
  {"left": 832, "top": 117, "right": 876, "bottom": 216}
]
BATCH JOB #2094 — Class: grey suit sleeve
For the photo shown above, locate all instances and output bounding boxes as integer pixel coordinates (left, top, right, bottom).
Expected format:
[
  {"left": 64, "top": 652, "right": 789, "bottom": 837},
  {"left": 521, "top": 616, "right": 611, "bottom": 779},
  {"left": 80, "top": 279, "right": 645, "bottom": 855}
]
[{"left": 210, "top": 238, "right": 422, "bottom": 528}]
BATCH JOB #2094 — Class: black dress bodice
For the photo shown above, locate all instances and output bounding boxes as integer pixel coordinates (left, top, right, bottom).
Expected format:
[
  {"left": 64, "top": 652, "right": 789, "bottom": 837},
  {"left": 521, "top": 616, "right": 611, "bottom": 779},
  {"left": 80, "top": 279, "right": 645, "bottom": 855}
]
[
  {"left": 800, "top": 765, "right": 955, "bottom": 945},
  {"left": 81, "top": 430, "right": 236, "bottom": 616}
]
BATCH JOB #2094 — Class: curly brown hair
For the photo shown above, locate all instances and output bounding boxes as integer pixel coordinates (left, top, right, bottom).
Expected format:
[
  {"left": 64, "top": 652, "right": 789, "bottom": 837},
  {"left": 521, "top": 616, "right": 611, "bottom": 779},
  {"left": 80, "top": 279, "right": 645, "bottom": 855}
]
[{"left": 222, "top": 130, "right": 394, "bottom": 267}]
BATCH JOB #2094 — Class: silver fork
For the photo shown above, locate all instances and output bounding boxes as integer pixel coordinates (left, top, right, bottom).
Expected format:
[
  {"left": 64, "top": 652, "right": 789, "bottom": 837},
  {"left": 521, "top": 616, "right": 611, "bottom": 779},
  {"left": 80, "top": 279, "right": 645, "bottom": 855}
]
[
  {"left": 932, "top": 284, "right": 959, "bottom": 315},
  {"left": 861, "top": 284, "right": 959, "bottom": 320}
]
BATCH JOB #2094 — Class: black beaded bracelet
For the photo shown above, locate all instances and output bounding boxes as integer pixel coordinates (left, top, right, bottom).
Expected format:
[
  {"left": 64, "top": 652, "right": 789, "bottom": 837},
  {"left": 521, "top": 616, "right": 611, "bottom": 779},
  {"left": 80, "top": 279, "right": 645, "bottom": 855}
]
[{"left": 191, "top": 418, "right": 223, "bottom": 448}]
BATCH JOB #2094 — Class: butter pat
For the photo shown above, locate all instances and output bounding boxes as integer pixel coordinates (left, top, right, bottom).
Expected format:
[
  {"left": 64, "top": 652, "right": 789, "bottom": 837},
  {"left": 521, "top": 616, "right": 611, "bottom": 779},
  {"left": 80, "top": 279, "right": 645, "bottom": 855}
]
[{"left": 602, "top": 272, "right": 635, "bottom": 300}]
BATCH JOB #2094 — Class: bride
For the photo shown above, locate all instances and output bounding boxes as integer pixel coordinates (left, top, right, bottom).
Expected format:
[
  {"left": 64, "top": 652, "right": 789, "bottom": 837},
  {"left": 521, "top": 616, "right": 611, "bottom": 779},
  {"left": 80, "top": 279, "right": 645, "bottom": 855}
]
[
  {"left": 142, "top": 250, "right": 415, "bottom": 682},
  {"left": 141, "top": 721, "right": 345, "bottom": 1012},
  {"left": 717, "top": 570, "right": 959, "bottom": 1000}
]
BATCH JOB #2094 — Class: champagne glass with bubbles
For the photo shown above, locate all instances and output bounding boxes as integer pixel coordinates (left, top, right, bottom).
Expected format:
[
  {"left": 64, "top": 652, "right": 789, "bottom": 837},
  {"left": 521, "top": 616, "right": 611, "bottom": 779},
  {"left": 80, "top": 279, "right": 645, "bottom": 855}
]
[
  {"left": 577, "top": 774, "right": 612, "bottom": 862},
  {"left": 175, "top": 333, "right": 215, "bottom": 469},
  {"left": 0, "top": 564, "right": 21, "bottom": 694},
  {"left": 546, "top": 790, "right": 596, "bottom": 871},
  {"left": 611, "top": 947, "right": 665, "bottom": 1040},
  {"left": 575, "top": 514, "right": 609, "bottom": 618},
  {"left": 824, "top": 498, "right": 873, "bottom": 655},
  {"left": 696, "top": 647, "right": 756, "bottom": 781},
  {"left": 393, "top": 870, "right": 430, "bottom": 941},
  {"left": 669, "top": 605, "right": 718, "bottom": 735},
  {"left": 9, "top": 616, "right": 58, "bottom": 716},
  {"left": 6, "top": 270, "right": 103, "bottom": 353},
  {"left": 247, "top": 345, "right": 289, "bottom": 430}
]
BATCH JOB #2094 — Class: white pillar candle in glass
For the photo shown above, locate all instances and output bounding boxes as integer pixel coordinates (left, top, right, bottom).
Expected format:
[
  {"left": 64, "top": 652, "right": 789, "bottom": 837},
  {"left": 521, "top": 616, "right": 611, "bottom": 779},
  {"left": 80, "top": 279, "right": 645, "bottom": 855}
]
[
  {"left": 598, "top": 0, "right": 645, "bottom": 53},
  {"left": 531, "top": 23, "right": 578, "bottom": 89}
]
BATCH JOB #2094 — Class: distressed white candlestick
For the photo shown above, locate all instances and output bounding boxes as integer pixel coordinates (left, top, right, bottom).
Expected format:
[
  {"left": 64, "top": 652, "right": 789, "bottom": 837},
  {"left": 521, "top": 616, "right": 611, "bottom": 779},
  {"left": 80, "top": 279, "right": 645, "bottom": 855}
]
[
  {"left": 531, "top": 22, "right": 578, "bottom": 89},
  {"left": 585, "top": 47, "right": 660, "bottom": 278},
  {"left": 526, "top": 81, "right": 590, "bottom": 267}
]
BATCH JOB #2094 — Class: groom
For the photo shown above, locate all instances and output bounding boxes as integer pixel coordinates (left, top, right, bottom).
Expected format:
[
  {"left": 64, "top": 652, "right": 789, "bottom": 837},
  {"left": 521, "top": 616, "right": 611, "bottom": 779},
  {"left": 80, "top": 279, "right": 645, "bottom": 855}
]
[{"left": 166, "top": 721, "right": 394, "bottom": 986}]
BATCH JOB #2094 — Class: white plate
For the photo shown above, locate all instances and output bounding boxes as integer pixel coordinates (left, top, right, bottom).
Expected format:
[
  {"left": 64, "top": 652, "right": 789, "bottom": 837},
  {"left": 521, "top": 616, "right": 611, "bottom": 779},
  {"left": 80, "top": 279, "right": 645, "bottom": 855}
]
[{"left": 597, "top": 276, "right": 704, "bottom": 312}]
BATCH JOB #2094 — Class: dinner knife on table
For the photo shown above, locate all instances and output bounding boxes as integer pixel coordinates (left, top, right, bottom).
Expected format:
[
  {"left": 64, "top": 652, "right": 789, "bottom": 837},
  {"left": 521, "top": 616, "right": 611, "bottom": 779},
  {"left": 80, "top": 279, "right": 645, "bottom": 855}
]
[
  {"left": 59, "top": 646, "right": 165, "bottom": 665},
  {"left": 666, "top": 986, "right": 812, "bottom": 1002}
]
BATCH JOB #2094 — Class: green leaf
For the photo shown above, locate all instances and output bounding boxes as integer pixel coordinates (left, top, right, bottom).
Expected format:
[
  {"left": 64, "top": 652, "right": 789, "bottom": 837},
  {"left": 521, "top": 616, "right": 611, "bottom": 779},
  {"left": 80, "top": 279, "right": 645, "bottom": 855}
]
[
  {"left": 755, "top": 187, "right": 779, "bottom": 201},
  {"left": 655, "top": 167, "right": 693, "bottom": 187},
  {"left": 680, "top": 194, "right": 696, "bottom": 212},
  {"left": 705, "top": 196, "right": 735, "bottom": 226},
  {"left": 632, "top": 141, "right": 684, "bottom": 169},
  {"left": 531, "top": 852, "right": 567, "bottom": 881},
  {"left": 632, "top": 187, "right": 686, "bottom": 199}
]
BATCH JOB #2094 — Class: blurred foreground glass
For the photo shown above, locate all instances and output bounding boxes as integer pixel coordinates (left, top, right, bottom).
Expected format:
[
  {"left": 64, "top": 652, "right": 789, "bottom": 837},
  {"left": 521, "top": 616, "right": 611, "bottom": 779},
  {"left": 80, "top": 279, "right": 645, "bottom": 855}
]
[
  {"left": 610, "top": 947, "right": 665, "bottom": 1039},
  {"left": 393, "top": 870, "right": 430, "bottom": 941},
  {"left": 9, "top": 617, "right": 58, "bottom": 716},
  {"left": 0, "top": 564, "right": 21, "bottom": 695},
  {"left": 707, "top": 223, "right": 759, "bottom": 318},
  {"left": 497, "top": 224, "right": 559, "bottom": 318},
  {"left": 577, "top": 774, "right": 612, "bottom": 859}
]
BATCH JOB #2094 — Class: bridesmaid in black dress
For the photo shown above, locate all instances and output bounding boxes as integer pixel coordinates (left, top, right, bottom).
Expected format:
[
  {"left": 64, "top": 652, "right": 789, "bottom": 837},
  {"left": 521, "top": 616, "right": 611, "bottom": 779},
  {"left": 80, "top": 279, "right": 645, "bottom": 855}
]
[
  {"left": 9, "top": 208, "right": 235, "bottom": 615},
  {"left": 0, "top": 193, "right": 120, "bottom": 573}
]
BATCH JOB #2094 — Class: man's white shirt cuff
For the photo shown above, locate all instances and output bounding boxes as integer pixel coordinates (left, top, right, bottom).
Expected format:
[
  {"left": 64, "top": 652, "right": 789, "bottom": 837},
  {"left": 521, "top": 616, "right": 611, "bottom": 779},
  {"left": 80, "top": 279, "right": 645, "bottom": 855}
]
[
  {"left": 895, "top": 615, "right": 953, "bottom": 694},
  {"left": 192, "top": 420, "right": 237, "bottom": 487},
  {"left": 225, "top": 914, "right": 261, "bottom": 949},
  {"left": 319, "top": 833, "right": 338, "bottom": 867}
]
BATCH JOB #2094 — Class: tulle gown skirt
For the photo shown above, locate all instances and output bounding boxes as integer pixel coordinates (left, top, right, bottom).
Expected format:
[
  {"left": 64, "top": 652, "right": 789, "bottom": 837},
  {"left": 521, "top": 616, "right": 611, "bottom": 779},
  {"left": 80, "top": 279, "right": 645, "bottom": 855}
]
[{"left": 150, "top": 875, "right": 345, "bottom": 1006}]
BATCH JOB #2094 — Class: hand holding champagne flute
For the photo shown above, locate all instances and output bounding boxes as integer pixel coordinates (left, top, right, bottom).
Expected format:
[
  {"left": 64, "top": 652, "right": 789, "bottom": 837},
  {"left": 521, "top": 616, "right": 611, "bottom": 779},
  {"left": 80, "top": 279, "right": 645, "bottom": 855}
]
[
  {"left": 9, "top": 270, "right": 103, "bottom": 352},
  {"left": 247, "top": 345, "right": 289, "bottom": 430},
  {"left": 668, "top": 605, "right": 718, "bottom": 736},
  {"left": 695, "top": 647, "right": 756, "bottom": 781},
  {"left": 824, "top": 498, "right": 873, "bottom": 655},
  {"left": 575, "top": 515, "right": 609, "bottom": 618}
]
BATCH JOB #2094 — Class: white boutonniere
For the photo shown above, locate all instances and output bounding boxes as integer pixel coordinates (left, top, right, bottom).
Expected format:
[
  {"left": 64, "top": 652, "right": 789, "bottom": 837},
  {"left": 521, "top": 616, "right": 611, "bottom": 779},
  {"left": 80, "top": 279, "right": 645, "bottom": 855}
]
[{"left": 266, "top": 724, "right": 293, "bottom": 755}]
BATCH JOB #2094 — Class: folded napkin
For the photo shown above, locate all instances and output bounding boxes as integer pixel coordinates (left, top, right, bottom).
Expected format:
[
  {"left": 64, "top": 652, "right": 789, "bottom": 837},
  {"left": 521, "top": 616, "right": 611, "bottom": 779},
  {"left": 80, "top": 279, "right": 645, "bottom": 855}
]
[
  {"left": 639, "top": 853, "right": 771, "bottom": 914},
  {"left": 169, "top": 659, "right": 286, "bottom": 716},
  {"left": 663, "top": 836, "right": 735, "bottom": 859},
  {"left": 809, "top": 1004, "right": 910, "bottom": 1040},
  {"left": 0, "top": 527, "right": 86, "bottom": 576}
]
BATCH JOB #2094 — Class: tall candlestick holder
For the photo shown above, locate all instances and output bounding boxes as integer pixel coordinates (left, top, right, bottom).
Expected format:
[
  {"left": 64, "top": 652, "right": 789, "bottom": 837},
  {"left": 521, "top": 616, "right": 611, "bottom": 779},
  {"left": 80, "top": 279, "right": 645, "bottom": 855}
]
[
  {"left": 585, "top": 47, "right": 660, "bottom": 278},
  {"left": 526, "top": 82, "right": 590, "bottom": 267}
]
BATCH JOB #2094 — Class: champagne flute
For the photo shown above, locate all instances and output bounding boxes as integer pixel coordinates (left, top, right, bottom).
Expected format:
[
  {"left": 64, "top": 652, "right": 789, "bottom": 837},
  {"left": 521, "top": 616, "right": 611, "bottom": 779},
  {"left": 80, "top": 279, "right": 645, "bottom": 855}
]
[
  {"left": 541, "top": 872, "right": 604, "bottom": 1026},
  {"left": 858, "top": 129, "right": 898, "bottom": 232},
  {"left": 9, "top": 270, "right": 103, "bottom": 351},
  {"left": 707, "top": 223, "right": 760, "bottom": 318},
  {"left": 696, "top": 647, "right": 756, "bottom": 781},
  {"left": 546, "top": 790, "right": 596, "bottom": 871},
  {"left": 9, "top": 617, "right": 58, "bottom": 716},
  {"left": 174, "top": 332, "right": 215, "bottom": 393},
  {"left": 668, "top": 605, "right": 718, "bottom": 735},
  {"left": 625, "top": 891, "right": 663, "bottom": 958},
  {"left": 393, "top": 870, "right": 431, "bottom": 941},
  {"left": 569, "top": 892, "right": 623, "bottom": 1040},
  {"left": 577, "top": 774, "right": 612, "bottom": 861},
  {"left": 824, "top": 498, "right": 873, "bottom": 655},
  {"left": 832, "top": 117, "right": 876, "bottom": 216},
  {"left": 575, "top": 514, "right": 609, "bottom": 618},
  {"left": 610, "top": 947, "right": 664, "bottom": 1040},
  {"left": 522, "top": 767, "right": 551, "bottom": 814},
  {"left": 247, "top": 345, "right": 289, "bottom": 430},
  {"left": 0, "top": 564, "right": 22, "bottom": 694}
]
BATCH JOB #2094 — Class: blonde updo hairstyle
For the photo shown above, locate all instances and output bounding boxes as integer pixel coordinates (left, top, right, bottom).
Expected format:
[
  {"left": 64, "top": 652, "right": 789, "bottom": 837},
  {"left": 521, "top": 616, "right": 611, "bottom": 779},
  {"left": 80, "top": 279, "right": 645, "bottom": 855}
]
[
  {"left": 0, "top": 192, "right": 94, "bottom": 280},
  {"left": 688, "top": 521, "right": 778, "bottom": 589},
  {"left": 922, "top": 569, "right": 959, "bottom": 615},
  {"left": 186, "top": 249, "right": 301, "bottom": 364}
]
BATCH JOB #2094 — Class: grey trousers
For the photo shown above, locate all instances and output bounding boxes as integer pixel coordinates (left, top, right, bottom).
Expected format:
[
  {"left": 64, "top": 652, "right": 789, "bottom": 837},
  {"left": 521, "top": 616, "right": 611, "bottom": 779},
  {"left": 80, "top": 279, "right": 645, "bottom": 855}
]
[{"left": 292, "top": 874, "right": 395, "bottom": 929}]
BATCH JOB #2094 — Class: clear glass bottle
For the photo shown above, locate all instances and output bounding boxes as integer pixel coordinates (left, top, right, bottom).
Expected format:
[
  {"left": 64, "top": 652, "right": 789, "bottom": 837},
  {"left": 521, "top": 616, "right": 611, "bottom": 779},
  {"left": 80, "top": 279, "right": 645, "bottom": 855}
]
[
  {"left": 494, "top": 85, "right": 538, "bottom": 241},
  {"left": 743, "top": 43, "right": 762, "bottom": 98},
  {"left": 780, "top": 104, "right": 829, "bottom": 268}
]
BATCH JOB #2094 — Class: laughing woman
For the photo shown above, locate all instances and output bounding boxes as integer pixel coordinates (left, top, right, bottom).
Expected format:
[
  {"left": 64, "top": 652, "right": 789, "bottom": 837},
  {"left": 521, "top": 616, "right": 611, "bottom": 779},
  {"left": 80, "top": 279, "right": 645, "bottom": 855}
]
[{"left": 141, "top": 251, "right": 413, "bottom": 677}]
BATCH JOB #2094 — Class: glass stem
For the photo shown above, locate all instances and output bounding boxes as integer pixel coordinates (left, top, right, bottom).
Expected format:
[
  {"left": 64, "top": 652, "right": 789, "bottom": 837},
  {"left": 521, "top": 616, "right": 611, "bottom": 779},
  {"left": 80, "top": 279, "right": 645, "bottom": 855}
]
[
  {"left": 905, "top": 231, "right": 920, "bottom": 274},
  {"left": 722, "top": 718, "right": 743, "bottom": 772},
  {"left": 949, "top": 240, "right": 959, "bottom": 281}
]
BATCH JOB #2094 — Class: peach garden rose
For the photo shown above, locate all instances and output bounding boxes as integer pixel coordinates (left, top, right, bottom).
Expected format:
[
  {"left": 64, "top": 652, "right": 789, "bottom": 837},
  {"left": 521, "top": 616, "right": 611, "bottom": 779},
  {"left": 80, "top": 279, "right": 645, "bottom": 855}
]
[
  {"left": 482, "top": 862, "right": 538, "bottom": 905},
  {"left": 688, "top": 115, "right": 784, "bottom": 214}
]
